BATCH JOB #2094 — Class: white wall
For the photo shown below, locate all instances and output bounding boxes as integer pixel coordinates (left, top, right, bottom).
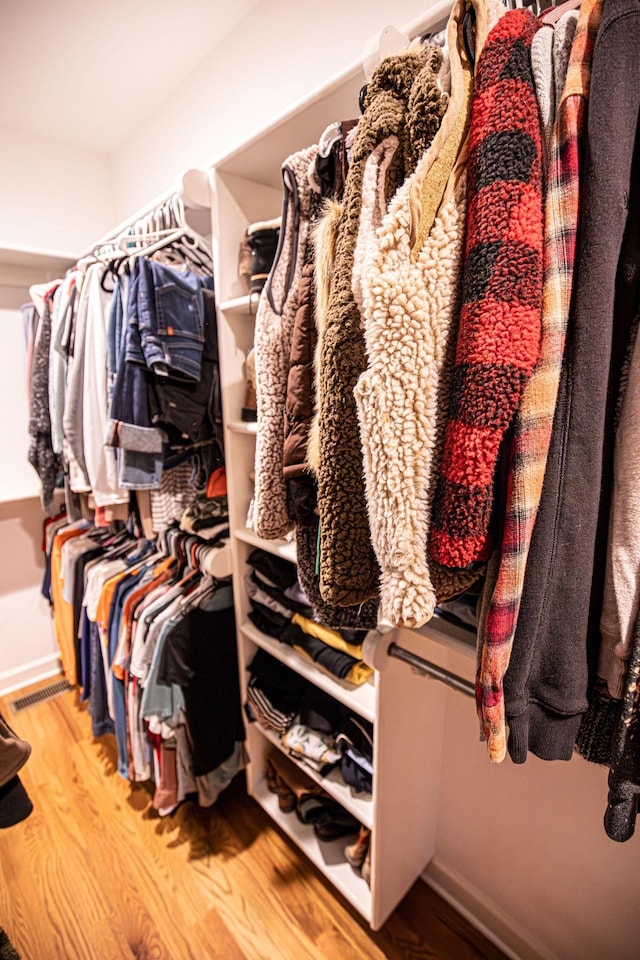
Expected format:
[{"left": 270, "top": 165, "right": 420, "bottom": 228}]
[
  {"left": 414, "top": 640, "right": 640, "bottom": 960},
  {"left": 0, "top": 501, "right": 58, "bottom": 694},
  {"left": 0, "top": 125, "right": 116, "bottom": 253},
  {"left": 111, "top": 0, "right": 438, "bottom": 219},
  {"left": 0, "top": 308, "right": 41, "bottom": 502},
  {"left": 0, "top": 308, "right": 59, "bottom": 694}
]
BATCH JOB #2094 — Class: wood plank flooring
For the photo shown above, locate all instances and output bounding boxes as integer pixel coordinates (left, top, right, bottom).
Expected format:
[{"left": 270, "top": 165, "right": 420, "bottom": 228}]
[{"left": 0, "top": 678, "right": 507, "bottom": 960}]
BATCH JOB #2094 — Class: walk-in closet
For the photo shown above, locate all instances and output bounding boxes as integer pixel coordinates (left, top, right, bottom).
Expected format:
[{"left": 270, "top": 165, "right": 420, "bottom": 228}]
[{"left": 1, "top": 1, "right": 639, "bottom": 958}]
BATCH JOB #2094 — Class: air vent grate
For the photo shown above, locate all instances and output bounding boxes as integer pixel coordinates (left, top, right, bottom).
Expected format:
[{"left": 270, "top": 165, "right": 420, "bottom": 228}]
[{"left": 10, "top": 679, "right": 73, "bottom": 713}]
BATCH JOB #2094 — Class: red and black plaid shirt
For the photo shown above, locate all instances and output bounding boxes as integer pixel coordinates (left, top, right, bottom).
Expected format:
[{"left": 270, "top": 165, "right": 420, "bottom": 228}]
[{"left": 429, "top": 9, "right": 544, "bottom": 571}]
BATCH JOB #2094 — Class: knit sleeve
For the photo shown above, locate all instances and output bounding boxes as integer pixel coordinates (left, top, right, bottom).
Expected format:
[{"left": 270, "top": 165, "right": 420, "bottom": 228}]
[{"left": 428, "top": 10, "right": 544, "bottom": 571}]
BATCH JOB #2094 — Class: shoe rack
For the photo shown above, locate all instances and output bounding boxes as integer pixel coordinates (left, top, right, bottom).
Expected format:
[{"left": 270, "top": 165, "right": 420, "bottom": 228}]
[{"left": 209, "top": 8, "right": 476, "bottom": 931}]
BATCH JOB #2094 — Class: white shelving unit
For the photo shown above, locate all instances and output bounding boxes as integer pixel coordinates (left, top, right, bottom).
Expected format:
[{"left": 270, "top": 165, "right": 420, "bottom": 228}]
[{"left": 209, "top": 2, "right": 473, "bottom": 929}]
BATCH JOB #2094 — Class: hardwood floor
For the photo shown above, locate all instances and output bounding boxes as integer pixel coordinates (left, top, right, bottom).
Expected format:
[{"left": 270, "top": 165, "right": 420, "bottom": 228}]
[{"left": 0, "top": 678, "right": 506, "bottom": 960}]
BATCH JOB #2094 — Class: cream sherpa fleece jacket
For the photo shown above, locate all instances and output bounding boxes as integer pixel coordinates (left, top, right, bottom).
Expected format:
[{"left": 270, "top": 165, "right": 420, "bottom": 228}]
[
  {"left": 253, "top": 144, "right": 318, "bottom": 540},
  {"left": 352, "top": 0, "right": 504, "bottom": 628},
  {"left": 355, "top": 173, "right": 467, "bottom": 628}
]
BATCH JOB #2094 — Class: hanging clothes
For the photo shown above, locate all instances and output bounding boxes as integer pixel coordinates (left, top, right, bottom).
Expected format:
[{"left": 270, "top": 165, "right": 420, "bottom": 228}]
[
  {"left": 501, "top": 0, "right": 640, "bottom": 764},
  {"left": 28, "top": 283, "right": 61, "bottom": 511},
  {"left": 252, "top": 143, "right": 319, "bottom": 540},
  {"left": 354, "top": 0, "right": 504, "bottom": 628},
  {"left": 316, "top": 41, "right": 447, "bottom": 607},
  {"left": 476, "top": 0, "right": 603, "bottom": 763},
  {"left": 428, "top": 9, "right": 545, "bottom": 573}
]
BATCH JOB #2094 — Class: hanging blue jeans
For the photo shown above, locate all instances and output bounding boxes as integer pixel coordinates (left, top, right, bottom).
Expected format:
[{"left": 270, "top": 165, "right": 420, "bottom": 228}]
[{"left": 136, "top": 259, "right": 205, "bottom": 382}]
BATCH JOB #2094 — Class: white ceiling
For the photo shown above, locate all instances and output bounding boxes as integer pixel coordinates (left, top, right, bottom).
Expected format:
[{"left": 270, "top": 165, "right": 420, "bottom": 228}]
[{"left": 0, "top": 0, "right": 262, "bottom": 153}]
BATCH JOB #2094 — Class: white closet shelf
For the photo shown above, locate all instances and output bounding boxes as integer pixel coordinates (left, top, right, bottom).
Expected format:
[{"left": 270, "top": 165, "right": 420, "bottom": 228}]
[
  {"left": 0, "top": 245, "right": 77, "bottom": 290},
  {"left": 254, "top": 722, "right": 374, "bottom": 830},
  {"left": 0, "top": 244, "right": 78, "bottom": 269},
  {"left": 240, "top": 621, "right": 376, "bottom": 724},
  {"left": 252, "top": 779, "right": 372, "bottom": 920},
  {"left": 227, "top": 420, "right": 258, "bottom": 435},
  {"left": 219, "top": 294, "right": 257, "bottom": 315},
  {"left": 235, "top": 527, "right": 297, "bottom": 563}
]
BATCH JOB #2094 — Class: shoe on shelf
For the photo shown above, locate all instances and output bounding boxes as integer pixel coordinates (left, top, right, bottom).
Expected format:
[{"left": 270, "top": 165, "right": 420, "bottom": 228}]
[
  {"left": 275, "top": 774, "right": 296, "bottom": 813},
  {"left": 266, "top": 758, "right": 278, "bottom": 794},
  {"left": 295, "top": 791, "right": 336, "bottom": 825},
  {"left": 264, "top": 757, "right": 296, "bottom": 813},
  {"left": 246, "top": 218, "right": 281, "bottom": 294},
  {"left": 345, "top": 824, "right": 370, "bottom": 869},
  {"left": 313, "top": 808, "right": 360, "bottom": 841},
  {"left": 238, "top": 228, "right": 252, "bottom": 284}
]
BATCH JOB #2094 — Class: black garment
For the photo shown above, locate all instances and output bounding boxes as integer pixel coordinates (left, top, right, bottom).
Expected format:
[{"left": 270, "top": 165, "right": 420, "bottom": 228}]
[
  {"left": 72, "top": 545, "right": 105, "bottom": 678},
  {"left": 605, "top": 607, "right": 640, "bottom": 841},
  {"left": 504, "top": 0, "right": 640, "bottom": 763},
  {"left": 158, "top": 603, "right": 243, "bottom": 777},
  {"left": 247, "top": 649, "right": 308, "bottom": 715},
  {"left": 336, "top": 714, "right": 374, "bottom": 794},
  {"left": 248, "top": 600, "right": 360, "bottom": 681},
  {"left": 149, "top": 288, "right": 224, "bottom": 454},
  {"left": 28, "top": 291, "right": 61, "bottom": 510},
  {"left": 0, "top": 775, "right": 33, "bottom": 829},
  {"left": 248, "top": 570, "right": 313, "bottom": 618},
  {"left": 298, "top": 686, "right": 344, "bottom": 735},
  {"left": 247, "top": 549, "right": 298, "bottom": 590},
  {"left": 247, "top": 598, "right": 290, "bottom": 637}
]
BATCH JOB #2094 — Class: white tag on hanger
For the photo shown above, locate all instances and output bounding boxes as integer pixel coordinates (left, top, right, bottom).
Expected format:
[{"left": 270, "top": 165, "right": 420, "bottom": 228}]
[{"left": 362, "top": 25, "right": 410, "bottom": 81}]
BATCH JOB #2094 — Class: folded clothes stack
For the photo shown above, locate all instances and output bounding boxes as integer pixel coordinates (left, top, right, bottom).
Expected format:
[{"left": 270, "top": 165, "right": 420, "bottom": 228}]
[
  {"left": 246, "top": 549, "right": 372, "bottom": 686},
  {"left": 246, "top": 650, "right": 373, "bottom": 795},
  {"left": 245, "top": 649, "right": 307, "bottom": 735}
]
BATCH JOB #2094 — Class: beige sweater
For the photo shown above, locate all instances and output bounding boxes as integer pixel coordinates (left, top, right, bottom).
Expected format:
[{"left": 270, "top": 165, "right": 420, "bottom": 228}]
[{"left": 353, "top": 0, "right": 504, "bottom": 628}]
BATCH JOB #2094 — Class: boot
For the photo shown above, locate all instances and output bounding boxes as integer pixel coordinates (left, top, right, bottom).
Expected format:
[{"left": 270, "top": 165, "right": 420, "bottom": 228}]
[{"left": 246, "top": 218, "right": 281, "bottom": 294}]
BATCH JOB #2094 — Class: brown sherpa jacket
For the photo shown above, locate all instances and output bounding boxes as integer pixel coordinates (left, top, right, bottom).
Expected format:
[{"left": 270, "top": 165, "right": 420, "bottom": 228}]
[
  {"left": 316, "top": 42, "right": 448, "bottom": 607},
  {"left": 289, "top": 198, "right": 380, "bottom": 630}
]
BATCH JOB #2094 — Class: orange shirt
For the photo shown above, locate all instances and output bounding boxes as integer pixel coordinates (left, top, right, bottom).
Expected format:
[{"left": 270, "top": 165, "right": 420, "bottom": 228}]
[{"left": 50, "top": 523, "right": 90, "bottom": 685}]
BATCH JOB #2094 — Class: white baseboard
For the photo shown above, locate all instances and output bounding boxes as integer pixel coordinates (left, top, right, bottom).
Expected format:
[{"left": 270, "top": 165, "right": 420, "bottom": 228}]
[
  {"left": 0, "top": 654, "right": 62, "bottom": 697},
  {"left": 422, "top": 859, "right": 560, "bottom": 960}
]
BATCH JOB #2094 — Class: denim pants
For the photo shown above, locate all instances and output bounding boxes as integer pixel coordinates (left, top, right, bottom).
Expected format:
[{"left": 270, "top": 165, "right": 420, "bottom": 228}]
[
  {"left": 109, "top": 266, "right": 164, "bottom": 488},
  {"left": 136, "top": 259, "right": 205, "bottom": 382},
  {"left": 89, "top": 623, "right": 115, "bottom": 738}
]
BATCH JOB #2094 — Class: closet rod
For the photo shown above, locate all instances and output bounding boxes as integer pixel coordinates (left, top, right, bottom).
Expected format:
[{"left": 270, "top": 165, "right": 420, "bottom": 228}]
[{"left": 387, "top": 642, "right": 476, "bottom": 698}]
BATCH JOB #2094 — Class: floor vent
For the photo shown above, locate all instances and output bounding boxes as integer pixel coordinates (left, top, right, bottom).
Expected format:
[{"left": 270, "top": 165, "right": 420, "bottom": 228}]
[{"left": 10, "top": 679, "right": 73, "bottom": 713}]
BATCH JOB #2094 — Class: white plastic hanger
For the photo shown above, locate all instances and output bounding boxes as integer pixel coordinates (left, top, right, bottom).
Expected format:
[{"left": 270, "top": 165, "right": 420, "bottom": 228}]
[{"left": 362, "top": 24, "right": 410, "bottom": 81}]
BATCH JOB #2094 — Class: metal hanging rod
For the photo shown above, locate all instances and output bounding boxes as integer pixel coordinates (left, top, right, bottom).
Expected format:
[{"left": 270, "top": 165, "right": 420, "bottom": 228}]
[{"left": 387, "top": 642, "right": 476, "bottom": 698}]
